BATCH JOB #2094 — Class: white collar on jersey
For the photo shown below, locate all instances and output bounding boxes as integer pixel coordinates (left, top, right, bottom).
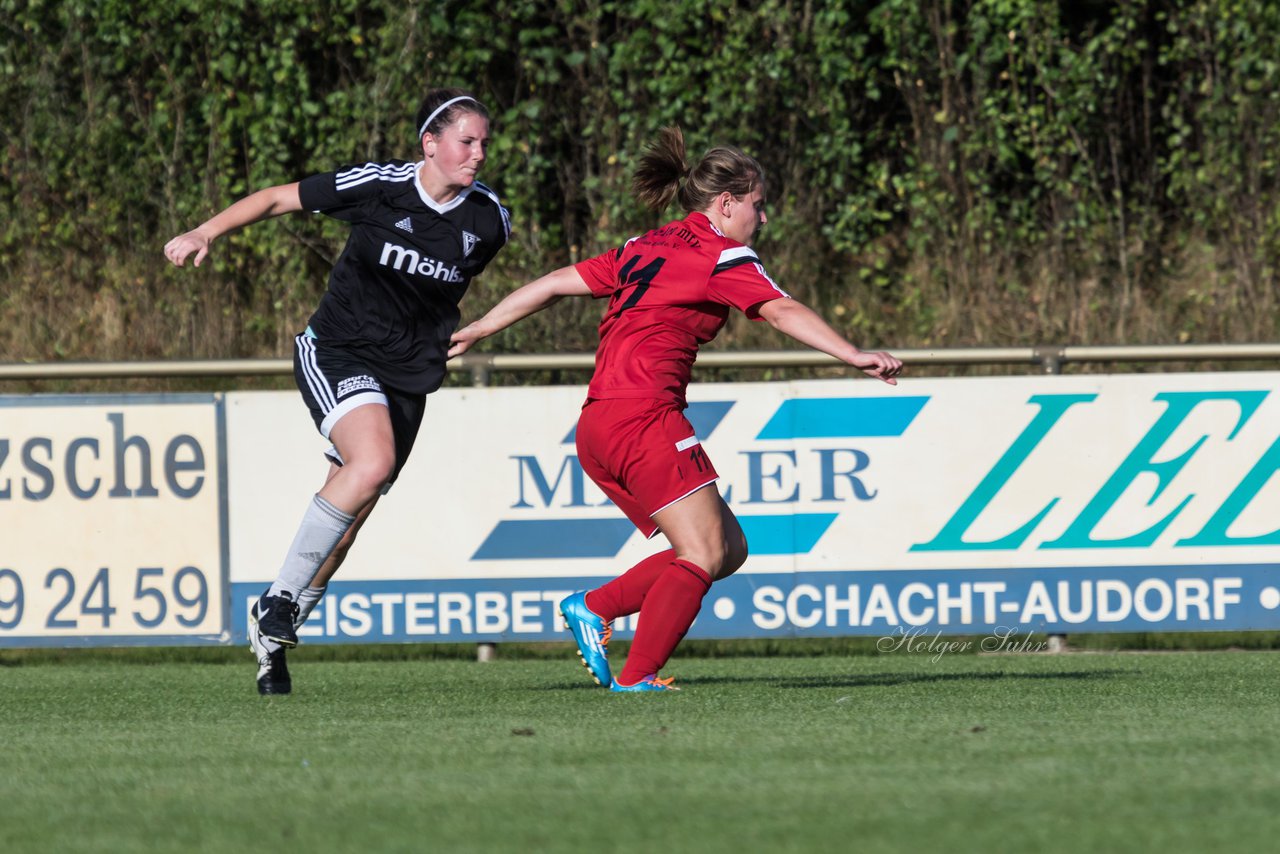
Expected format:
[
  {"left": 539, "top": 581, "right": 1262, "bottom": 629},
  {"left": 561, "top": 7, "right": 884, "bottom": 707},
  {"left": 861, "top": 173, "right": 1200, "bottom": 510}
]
[{"left": 414, "top": 161, "right": 474, "bottom": 214}]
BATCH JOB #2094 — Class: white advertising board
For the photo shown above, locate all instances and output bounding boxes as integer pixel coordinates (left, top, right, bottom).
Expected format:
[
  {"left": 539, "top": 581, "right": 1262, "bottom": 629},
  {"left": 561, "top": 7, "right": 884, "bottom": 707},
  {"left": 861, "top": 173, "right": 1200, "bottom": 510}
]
[
  {"left": 0, "top": 395, "right": 227, "bottom": 645},
  {"left": 224, "top": 373, "right": 1280, "bottom": 644},
  {"left": 5, "top": 372, "right": 1278, "bottom": 647}
]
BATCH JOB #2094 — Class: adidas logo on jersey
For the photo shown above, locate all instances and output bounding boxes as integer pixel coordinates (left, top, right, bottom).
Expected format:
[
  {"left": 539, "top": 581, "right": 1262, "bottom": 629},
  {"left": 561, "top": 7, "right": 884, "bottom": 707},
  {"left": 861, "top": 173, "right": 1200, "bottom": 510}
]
[
  {"left": 394, "top": 217, "right": 413, "bottom": 233},
  {"left": 378, "top": 241, "right": 463, "bottom": 283}
]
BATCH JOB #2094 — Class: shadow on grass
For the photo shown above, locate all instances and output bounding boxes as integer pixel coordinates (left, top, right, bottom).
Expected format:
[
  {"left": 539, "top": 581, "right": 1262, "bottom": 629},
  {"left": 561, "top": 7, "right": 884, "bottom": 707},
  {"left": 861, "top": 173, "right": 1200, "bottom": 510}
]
[
  {"left": 532, "top": 669, "right": 1130, "bottom": 692},
  {"left": 683, "top": 669, "right": 1130, "bottom": 689}
]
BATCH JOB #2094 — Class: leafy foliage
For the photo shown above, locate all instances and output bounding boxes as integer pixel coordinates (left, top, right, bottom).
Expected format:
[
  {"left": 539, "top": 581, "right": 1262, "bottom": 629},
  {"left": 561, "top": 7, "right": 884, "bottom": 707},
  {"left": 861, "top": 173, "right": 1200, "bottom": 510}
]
[{"left": 2, "top": 0, "right": 1278, "bottom": 369}]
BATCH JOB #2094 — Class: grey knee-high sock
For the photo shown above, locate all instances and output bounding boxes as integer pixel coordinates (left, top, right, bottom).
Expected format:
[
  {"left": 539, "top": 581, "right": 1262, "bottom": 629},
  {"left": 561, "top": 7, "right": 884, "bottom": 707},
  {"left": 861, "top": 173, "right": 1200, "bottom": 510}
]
[
  {"left": 295, "top": 585, "right": 327, "bottom": 628},
  {"left": 268, "top": 496, "right": 355, "bottom": 600}
]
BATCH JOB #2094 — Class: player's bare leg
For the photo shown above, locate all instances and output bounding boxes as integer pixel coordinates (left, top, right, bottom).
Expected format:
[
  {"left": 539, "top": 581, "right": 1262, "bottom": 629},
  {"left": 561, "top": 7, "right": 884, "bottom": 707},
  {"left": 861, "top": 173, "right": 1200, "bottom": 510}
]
[
  {"left": 612, "top": 487, "right": 747, "bottom": 691},
  {"left": 250, "top": 403, "right": 393, "bottom": 694}
]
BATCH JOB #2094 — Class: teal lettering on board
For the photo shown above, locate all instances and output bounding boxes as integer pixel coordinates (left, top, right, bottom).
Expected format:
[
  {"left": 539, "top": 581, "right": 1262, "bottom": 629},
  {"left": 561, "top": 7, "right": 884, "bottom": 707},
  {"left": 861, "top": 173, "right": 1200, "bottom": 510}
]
[
  {"left": 1042, "top": 391, "right": 1267, "bottom": 549},
  {"left": 911, "top": 394, "right": 1096, "bottom": 551},
  {"left": 1178, "top": 431, "right": 1280, "bottom": 547}
]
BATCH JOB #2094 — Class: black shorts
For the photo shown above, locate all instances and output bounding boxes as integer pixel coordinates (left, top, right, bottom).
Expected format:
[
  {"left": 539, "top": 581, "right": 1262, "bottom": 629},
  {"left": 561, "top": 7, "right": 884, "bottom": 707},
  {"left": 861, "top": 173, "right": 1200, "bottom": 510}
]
[{"left": 292, "top": 332, "right": 426, "bottom": 485}]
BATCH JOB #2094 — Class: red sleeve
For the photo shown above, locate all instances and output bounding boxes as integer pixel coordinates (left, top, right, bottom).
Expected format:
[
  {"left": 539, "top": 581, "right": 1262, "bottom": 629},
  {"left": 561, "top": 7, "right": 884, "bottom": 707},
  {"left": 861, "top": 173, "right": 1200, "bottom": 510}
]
[
  {"left": 706, "top": 247, "right": 790, "bottom": 318},
  {"left": 574, "top": 247, "right": 624, "bottom": 298}
]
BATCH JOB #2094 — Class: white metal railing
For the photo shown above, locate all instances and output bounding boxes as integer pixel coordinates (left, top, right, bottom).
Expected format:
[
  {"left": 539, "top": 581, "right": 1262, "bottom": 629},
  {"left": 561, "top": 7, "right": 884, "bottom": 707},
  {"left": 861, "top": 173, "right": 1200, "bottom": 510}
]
[{"left": 1, "top": 343, "right": 1278, "bottom": 385}]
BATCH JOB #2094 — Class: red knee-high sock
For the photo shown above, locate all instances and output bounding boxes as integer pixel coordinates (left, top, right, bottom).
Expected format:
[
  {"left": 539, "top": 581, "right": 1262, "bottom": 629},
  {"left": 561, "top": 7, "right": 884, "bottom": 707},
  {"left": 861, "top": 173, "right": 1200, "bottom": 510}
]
[
  {"left": 617, "top": 559, "right": 712, "bottom": 685},
  {"left": 585, "top": 549, "right": 675, "bottom": 622}
]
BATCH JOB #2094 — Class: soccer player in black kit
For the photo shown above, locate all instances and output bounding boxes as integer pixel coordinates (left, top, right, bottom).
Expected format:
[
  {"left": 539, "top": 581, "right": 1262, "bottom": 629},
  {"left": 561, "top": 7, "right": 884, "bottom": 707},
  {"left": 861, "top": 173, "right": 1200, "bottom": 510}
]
[{"left": 165, "top": 89, "right": 510, "bottom": 694}]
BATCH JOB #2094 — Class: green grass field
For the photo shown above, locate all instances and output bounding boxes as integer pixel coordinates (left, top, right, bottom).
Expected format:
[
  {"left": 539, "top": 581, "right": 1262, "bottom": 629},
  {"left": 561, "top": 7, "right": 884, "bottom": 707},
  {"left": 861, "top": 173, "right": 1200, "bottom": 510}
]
[{"left": 2, "top": 645, "right": 1278, "bottom": 853}]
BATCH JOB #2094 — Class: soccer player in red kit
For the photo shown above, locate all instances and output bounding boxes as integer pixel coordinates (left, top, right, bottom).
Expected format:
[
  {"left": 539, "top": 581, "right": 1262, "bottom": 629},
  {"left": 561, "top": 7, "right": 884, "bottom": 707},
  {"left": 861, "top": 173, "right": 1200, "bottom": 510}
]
[{"left": 450, "top": 127, "right": 902, "bottom": 691}]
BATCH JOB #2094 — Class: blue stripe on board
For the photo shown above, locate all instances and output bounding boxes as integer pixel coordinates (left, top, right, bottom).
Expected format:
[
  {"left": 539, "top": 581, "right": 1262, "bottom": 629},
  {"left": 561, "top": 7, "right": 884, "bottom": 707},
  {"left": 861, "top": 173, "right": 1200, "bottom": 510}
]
[
  {"left": 755, "top": 397, "right": 928, "bottom": 440},
  {"left": 472, "top": 518, "right": 636, "bottom": 559},
  {"left": 738, "top": 513, "right": 839, "bottom": 555},
  {"left": 224, "top": 562, "right": 1280, "bottom": 645}
]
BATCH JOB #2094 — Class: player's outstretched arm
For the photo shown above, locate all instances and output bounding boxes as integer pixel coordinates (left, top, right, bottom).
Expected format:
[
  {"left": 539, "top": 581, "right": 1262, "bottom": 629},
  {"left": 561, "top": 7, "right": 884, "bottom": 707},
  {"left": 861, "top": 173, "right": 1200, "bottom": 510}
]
[
  {"left": 164, "top": 182, "right": 303, "bottom": 268},
  {"left": 756, "top": 297, "right": 903, "bottom": 385},
  {"left": 448, "top": 265, "right": 592, "bottom": 358}
]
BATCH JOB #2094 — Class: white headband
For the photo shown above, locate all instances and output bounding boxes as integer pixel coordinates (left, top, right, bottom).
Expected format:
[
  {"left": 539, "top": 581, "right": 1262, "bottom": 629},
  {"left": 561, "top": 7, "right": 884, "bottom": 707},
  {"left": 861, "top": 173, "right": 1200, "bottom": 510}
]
[{"left": 418, "top": 96, "right": 479, "bottom": 139}]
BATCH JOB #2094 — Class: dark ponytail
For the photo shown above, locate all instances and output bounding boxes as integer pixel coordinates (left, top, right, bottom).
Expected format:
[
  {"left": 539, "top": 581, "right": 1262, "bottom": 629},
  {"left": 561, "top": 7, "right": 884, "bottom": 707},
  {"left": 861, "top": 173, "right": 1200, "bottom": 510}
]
[
  {"left": 632, "top": 126, "right": 764, "bottom": 213},
  {"left": 632, "top": 126, "right": 688, "bottom": 211}
]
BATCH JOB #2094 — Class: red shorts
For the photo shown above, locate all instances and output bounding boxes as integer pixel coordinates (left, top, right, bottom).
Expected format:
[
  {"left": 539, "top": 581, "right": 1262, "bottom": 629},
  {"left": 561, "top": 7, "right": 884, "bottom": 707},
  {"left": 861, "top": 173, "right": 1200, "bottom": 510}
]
[{"left": 575, "top": 398, "right": 720, "bottom": 538}]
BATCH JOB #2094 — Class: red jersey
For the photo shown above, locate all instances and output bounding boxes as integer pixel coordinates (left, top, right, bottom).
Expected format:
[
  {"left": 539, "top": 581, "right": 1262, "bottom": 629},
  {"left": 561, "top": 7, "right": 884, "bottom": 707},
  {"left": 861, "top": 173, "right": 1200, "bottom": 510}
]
[{"left": 574, "top": 212, "right": 789, "bottom": 406}]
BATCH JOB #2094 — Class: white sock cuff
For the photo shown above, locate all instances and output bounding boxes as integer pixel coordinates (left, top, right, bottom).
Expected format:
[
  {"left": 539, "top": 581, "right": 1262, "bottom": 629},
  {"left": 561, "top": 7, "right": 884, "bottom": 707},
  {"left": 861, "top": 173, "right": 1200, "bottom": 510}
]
[
  {"left": 313, "top": 495, "right": 356, "bottom": 530},
  {"left": 295, "top": 585, "right": 327, "bottom": 628},
  {"left": 298, "top": 585, "right": 327, "bottom": 603}
]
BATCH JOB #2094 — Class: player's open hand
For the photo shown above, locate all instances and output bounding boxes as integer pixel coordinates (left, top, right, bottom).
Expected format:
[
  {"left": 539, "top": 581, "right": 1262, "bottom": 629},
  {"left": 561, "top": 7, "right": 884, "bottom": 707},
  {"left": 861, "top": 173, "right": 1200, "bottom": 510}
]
[
  {"left": 163, "top": 230, "right": 212, "bottom": 268},
  {"left": 447, "top": 323, "right": 487, "bottom": 359},
  {"left": 852, "top": 350, "right": 903, "bottom": 385}
]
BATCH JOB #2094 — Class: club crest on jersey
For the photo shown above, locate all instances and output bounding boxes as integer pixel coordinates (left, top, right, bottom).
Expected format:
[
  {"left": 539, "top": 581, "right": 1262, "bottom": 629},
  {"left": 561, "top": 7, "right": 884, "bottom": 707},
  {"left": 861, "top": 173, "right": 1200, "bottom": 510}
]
[{"left": 462, "top": 231, "right": 480, "bottom": 257}]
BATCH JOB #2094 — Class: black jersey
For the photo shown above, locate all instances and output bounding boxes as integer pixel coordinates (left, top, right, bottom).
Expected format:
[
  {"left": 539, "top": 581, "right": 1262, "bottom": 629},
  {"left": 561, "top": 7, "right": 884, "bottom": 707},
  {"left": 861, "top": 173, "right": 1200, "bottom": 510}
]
[{"left": 298, "top": 160, "right": 510, "bottom": 394}]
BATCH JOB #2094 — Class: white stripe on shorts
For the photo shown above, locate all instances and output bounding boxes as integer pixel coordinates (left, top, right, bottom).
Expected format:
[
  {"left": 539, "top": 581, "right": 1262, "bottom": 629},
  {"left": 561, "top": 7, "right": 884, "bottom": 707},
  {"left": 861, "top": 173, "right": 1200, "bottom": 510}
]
[
  {"left": 319, "top": 390, "right": 389, "bottom": 438},
  {"left": 296, "top": 335, "right": 337, "bottom": 412},
  {"left": 648, "top": 479, "right": 720, "bottom": 536}
]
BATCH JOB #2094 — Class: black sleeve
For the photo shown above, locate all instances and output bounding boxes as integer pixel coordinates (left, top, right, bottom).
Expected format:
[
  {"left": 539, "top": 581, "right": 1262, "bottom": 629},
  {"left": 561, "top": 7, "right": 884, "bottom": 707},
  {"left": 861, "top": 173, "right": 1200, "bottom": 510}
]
[
  {"left": 474, "top": 214, "right": 510, "bottom": 274},
  {"left": 297, "top": 163, "right": 389, "bottom": 224},
  {"left": 464, "top": 191, "right": 511, "bottom": 276}
]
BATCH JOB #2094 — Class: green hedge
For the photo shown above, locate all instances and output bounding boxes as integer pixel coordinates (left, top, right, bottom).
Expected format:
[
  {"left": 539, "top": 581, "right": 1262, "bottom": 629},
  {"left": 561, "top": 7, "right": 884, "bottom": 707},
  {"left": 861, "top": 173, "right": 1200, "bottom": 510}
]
[{"left": 2, "top": 0, "right": 1278, "bottom": 372}]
